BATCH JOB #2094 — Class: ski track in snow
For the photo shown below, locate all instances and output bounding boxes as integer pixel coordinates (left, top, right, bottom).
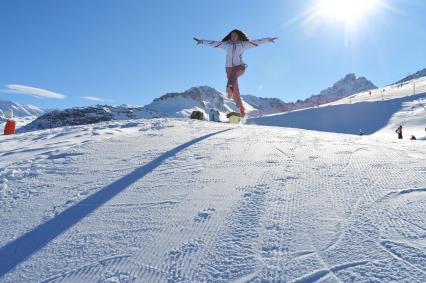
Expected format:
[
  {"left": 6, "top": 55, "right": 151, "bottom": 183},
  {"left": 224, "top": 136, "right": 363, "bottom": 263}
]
[{"left": 0, "top": 119, "right": 425, "bottom": 282}]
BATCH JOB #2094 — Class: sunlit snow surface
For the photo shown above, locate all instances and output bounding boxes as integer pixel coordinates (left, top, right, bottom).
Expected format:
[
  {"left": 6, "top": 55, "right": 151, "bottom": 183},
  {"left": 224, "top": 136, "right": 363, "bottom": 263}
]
[{"left": 0, "top": 116, "right": 425, "bottom": 282}]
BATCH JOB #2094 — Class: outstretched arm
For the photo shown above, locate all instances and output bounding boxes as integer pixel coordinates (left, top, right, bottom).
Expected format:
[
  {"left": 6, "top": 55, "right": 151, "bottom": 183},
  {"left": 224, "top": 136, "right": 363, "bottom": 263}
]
[
  {"left": 193, "top": 38, "right": 227, "bottom": 49},
  {"left": 244, "top": 37, "right": 278, "bottom": 49}
]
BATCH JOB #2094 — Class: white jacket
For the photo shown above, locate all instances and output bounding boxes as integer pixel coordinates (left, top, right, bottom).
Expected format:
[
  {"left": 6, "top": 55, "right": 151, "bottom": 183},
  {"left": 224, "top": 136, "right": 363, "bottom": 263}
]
[{"left": 200, "top": 38, "right": 273, "bottom": 67}]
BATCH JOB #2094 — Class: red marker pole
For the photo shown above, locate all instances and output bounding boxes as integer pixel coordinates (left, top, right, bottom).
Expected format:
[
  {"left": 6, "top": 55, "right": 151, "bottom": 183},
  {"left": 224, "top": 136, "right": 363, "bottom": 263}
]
[{"left": 4, "top": 119, "right": 16, "bottom": 135}]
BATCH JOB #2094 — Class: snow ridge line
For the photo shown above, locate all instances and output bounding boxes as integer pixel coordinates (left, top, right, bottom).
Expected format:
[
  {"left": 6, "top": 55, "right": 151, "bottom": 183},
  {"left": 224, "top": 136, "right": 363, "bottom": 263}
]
[
  {"left": 375, "top": 187, "right": 426, "bottom": 204},
  {"left": 291, "top": 261, "right": 370, "bottom": 283},
  {"left": 379, "top": 240, "right": 426, "bottom": 275},
  {"left": 0, "top": 128, "right": 232, "bottom": 279}
]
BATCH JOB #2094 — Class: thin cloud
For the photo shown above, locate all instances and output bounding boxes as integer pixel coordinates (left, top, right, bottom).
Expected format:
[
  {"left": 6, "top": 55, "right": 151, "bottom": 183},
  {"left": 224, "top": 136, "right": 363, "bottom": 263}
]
[
  {"left": 81, "top": 96, "right": 112, "bottom": 103},
  {"left": 4, "top": 84, "right": 66, "bottom": 99}
]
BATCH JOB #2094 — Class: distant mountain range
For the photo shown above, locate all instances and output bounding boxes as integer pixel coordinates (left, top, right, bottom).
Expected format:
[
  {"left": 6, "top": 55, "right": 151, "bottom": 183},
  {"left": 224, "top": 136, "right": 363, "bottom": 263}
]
[
  {"left": 0, "top": 99, "right": 44, "bottom": 120},
  {"left": 303, "top": 73, "right": 377, "bottom": 105},
  {"left": 241, "top": 95, "right": 289, "bottom": 115},
  {"left": 11, "top": 67, "right": 426, "bottom": 132},
  {"left": 20, "top": 87, "right": 255, "bottom": 131},
  {"left": 244, "top": 73, "right": 377, "bottom": 115}
]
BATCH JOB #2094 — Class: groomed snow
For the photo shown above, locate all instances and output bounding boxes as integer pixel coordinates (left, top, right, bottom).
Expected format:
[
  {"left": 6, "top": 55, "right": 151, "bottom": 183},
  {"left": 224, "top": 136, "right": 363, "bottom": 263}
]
[{"left": 0, "top": 118, "right": 425, "bottom": 282}]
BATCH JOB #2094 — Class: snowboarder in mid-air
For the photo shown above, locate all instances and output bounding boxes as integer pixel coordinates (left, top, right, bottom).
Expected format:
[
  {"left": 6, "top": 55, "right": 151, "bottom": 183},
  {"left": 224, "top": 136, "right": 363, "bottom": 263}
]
[{"left": 194, "top": 29, "right": 277, "bottom": 118}]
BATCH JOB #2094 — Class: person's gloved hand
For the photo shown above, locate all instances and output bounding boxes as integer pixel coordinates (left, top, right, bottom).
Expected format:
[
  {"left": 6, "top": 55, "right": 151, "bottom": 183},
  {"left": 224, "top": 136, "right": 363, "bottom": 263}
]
[
  {"left": 269, "top": 37, "right": 279, "bottom": 43},
  {"left": 193, "top": 38, "right": 202, "bottom": 45}
]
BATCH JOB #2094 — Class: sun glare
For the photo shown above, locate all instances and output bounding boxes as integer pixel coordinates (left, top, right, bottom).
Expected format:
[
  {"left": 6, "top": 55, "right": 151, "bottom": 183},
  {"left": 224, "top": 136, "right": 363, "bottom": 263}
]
[
  {"left": 282, "top": 0, "right": 392, "bottom": 47},
  {"left": 316, "top": 0, "right": 379, "bottom": 25}
]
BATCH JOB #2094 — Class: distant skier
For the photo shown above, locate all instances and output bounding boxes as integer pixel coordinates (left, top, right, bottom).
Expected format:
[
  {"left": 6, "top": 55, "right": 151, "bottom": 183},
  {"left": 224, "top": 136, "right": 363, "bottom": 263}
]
[
  {"left": 358, "top": 129, "right": 364, "bottom": 136},
  {"left": 194, "top": 30, "right": 277, "bottom": 117},
  {"left": 395, "top": 125, "right": 403, "bottom": 139},
  {"left": 410, "top": 135, "right": 417, "bottom": 140}
]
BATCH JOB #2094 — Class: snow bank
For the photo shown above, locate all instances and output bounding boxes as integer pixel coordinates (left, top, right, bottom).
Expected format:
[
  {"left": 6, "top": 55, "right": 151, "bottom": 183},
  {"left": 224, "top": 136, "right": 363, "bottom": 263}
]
[{"left": 248, "top": 93, "right": 426, "bottom": 136}]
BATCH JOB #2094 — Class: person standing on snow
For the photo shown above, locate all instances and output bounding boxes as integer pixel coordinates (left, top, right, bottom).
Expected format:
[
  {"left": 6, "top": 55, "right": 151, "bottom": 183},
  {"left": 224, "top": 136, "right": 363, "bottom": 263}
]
[
  {"left": 194, "top": 30, "right": 277, "bottom": 117},
  {"left": 395, "top": 125, "right": 403, "bottom": 139}
]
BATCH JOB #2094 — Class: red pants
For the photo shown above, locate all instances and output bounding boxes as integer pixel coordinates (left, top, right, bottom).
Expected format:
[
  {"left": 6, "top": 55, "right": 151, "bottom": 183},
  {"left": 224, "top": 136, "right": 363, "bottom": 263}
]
[{"left": 226, "top": 65, "right": 246, "bottom": 115}]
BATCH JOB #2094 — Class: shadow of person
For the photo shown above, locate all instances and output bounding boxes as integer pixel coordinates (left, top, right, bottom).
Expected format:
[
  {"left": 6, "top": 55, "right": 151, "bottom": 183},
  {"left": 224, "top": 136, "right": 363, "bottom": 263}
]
[{"left": 0, "top": 128, "right": 231, "bottom": 279}]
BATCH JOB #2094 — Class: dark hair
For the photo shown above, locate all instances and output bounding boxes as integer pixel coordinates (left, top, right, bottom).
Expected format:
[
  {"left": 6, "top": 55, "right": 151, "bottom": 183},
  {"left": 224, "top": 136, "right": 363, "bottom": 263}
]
[{"left": 222, "top": 29, "right": 250, "bottom": 42}]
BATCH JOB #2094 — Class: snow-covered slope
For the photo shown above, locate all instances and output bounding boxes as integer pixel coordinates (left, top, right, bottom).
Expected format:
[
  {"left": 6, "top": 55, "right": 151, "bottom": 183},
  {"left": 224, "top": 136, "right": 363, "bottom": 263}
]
[
  {"left": 395, "top": 67, "right": 426, "bottom": 84},
  {"left": 0, "top": 99, "right": 43, "bottom": 120},
  {"left": 0, "top": 119, "right": 425, "bottom": 282},
  {"left": 248, "top": 76, "right": 426, "bottom": 139},
  {"left": 20, "top": 86, "right": 254, "bottom": 132}
]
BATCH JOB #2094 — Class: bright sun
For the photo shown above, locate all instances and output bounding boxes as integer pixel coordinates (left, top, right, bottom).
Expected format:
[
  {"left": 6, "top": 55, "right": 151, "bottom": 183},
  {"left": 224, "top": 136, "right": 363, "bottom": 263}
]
[{"left": 317, "top": 0, "right": 379, "bottom": 25}]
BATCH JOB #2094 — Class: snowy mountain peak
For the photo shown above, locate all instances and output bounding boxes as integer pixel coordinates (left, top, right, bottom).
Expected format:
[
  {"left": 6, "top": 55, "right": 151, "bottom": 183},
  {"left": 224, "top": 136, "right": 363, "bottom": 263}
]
[
  {"left": 153, "top": 86, "right": 224, "bottom": 106},
  {"left": 0, "top": 99, "right": 44, "bottom": 120},
  {"left": 290, "top": 73, "right": 377, "bottom": 109},
  {"left": 318, "top": 73, "right": 377, "bottom": 98},
  {"left": 146, "top": 86, "right": 244, "bottom": 117}
]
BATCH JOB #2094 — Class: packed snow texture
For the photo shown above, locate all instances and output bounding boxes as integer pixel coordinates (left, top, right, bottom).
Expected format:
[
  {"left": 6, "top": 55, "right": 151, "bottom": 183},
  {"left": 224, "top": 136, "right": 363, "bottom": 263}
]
[
  {"left": 1, "top": 72, "right": 425, "bottom": 282},
  {"left": 0, "top": 118, "right": 425, "bottom": 282}
]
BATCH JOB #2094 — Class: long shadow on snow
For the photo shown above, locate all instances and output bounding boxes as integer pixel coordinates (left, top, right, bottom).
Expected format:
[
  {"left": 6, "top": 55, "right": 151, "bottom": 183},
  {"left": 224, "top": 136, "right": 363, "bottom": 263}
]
[
  {"left": 247, "top": 93, "right": 426, "bottom": 135},
  {"left": 0, "top": 128, "right": 231, "bottom": 279}
]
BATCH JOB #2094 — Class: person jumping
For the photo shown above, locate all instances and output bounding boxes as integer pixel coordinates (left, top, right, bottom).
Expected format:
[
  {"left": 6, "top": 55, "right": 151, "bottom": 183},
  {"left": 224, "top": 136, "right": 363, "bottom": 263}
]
[{"left": 194, "top": 29, "right": 277, "bottom": 117}]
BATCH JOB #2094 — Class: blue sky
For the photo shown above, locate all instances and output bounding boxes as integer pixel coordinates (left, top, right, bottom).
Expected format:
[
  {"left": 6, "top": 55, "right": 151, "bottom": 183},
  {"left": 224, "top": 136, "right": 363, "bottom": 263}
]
[{"left": 1, "top": 0, "right": 426, "bottom": 109}]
